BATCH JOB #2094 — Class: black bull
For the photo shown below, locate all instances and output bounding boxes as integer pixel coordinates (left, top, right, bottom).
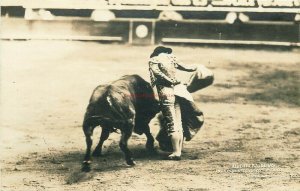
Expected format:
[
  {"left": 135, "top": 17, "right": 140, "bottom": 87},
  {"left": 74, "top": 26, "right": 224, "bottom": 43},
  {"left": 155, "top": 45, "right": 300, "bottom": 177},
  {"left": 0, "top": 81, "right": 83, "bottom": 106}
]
[
  {"left": 82, "top": 75, "right": 159, "bottom": 170},
  {"left": 82, "top": 74, "right": 213, "bottom": 170}
]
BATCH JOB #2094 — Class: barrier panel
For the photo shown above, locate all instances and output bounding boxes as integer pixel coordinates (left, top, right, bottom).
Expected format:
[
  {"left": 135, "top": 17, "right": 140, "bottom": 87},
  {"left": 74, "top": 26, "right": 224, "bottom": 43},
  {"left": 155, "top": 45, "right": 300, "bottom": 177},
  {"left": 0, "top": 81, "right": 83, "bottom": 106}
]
[
  {"left": 155, "top": 20, "right": 300, "bottom": 46},
  {"left": 2, "top": 17, "right": 300, "bottom": 46},
  {"left": 1, "top": 18, "right": 129, "bottom": 42}
]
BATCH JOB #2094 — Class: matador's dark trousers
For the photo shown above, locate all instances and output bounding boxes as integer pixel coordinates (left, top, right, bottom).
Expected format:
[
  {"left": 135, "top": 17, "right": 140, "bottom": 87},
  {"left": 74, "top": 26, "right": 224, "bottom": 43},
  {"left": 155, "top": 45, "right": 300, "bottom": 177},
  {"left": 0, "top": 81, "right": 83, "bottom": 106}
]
[{"left": 156, "top": 85, "right": 182, "bottom": 136}]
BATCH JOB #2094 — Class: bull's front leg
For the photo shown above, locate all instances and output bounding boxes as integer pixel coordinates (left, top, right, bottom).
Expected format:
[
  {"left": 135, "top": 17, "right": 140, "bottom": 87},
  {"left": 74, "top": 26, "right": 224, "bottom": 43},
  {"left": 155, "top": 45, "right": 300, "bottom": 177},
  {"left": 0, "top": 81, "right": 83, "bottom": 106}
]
[
  {"left": 144, "top": 125, "right": 156, "bottom": 153},
  {"left": 119, "top": 123, "right": 135, "bottom": 166},
  {"left": 82, "top": 125, "right": 94, "bottom": 172}
]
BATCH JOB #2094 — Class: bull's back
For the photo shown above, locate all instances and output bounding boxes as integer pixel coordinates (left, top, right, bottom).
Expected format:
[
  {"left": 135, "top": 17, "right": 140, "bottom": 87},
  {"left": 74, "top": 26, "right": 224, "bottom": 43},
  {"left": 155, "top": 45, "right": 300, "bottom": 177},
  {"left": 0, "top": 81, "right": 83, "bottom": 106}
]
[
  {"left": 84, "top": 76, "right": 139, "bottom": 127},
  {"left": 84, "top": 75, "right": 158, "bottom": 128}
]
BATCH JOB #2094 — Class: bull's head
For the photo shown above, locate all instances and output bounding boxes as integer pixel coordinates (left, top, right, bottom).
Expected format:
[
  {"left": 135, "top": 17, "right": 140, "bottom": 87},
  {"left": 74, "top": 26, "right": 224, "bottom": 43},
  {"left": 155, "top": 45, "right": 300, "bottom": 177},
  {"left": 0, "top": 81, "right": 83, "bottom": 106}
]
[{"left": 156, "top": 113, "right": 173, "bottom": 152}]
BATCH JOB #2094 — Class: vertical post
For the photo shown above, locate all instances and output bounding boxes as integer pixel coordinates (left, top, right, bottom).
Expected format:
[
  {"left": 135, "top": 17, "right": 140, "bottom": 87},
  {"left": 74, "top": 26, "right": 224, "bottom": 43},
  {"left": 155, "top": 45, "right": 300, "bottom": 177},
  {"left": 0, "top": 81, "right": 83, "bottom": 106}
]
[
  {"left": 298, "top": 22, "right": 300, "bottom": 43},
  {"left": 151, "top": 20, "right": 156, "bottom": 45},
  {"left": 128, "top": 20, "right": 133, "bottom": 44}
]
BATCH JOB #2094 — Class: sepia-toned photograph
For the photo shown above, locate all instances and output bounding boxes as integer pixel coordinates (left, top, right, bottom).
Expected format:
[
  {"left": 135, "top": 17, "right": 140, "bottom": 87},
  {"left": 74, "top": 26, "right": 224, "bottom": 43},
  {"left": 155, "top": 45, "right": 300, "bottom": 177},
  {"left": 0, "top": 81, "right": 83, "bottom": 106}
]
[{"left": 1, "top": 0, "right": 299, "bottom": 190}]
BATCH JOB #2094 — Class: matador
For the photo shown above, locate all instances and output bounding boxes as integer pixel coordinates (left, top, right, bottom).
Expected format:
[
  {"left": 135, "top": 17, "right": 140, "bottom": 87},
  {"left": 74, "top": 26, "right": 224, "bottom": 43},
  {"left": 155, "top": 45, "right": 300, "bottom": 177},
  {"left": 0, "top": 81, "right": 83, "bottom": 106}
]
[{"left": 148, "top": 46, "right": 197, "bottom": 160}]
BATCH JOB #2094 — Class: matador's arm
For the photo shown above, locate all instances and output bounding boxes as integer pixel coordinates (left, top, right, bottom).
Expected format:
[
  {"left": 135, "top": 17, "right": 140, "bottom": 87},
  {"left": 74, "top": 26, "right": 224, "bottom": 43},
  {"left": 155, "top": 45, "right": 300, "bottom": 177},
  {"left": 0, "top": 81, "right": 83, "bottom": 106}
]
[
  {"left": 149, "top": 62, "right": 180, "bottom": 85},
  {"left": 176, "top": 62, "right": 197, "bottom": 72},
  {"left": 170, "top": 54, "right": 197, "bottom": 72}
]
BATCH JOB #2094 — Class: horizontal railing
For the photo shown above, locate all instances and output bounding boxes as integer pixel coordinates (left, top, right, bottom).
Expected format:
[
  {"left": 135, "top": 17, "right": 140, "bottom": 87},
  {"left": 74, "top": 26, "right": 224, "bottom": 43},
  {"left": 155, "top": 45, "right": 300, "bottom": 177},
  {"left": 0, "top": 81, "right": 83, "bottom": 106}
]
[{"left": 1, "top": 0, "right": 300, "bottom": 13}]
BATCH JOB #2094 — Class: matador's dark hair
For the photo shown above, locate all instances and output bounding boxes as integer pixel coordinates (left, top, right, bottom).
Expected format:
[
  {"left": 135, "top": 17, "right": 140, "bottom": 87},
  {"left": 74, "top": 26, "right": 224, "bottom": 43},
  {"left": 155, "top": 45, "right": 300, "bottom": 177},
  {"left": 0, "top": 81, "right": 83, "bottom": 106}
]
[{"left": 150, "top": 46, "right": 173, "bottom": 58}]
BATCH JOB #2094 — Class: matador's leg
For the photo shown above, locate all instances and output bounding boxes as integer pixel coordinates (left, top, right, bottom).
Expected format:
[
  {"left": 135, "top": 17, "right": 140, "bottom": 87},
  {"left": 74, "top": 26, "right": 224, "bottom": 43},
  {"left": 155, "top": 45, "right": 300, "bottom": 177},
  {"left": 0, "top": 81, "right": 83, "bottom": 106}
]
[{"left": 157, "top": 86, "right": 182, "bottom": 160}]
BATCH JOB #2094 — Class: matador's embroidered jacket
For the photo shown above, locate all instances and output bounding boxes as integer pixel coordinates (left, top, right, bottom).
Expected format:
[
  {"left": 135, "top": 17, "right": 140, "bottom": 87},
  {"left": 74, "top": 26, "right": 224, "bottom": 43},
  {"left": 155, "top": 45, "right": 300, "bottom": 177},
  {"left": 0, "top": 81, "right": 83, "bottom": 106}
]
[{"left": 148, "top": 53, "right": 196, "bottom": 87}]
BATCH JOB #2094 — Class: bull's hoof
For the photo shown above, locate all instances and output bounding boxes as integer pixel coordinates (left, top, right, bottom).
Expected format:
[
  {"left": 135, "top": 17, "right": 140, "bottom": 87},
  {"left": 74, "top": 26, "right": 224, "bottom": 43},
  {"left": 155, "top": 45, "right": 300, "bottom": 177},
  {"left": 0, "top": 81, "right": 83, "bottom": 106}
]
[
  {"left": 82, "top": 161, "right": 91, "bottom": 172},
  {"left": 126, "top": 159, "right": 136, "bottom": 166}
]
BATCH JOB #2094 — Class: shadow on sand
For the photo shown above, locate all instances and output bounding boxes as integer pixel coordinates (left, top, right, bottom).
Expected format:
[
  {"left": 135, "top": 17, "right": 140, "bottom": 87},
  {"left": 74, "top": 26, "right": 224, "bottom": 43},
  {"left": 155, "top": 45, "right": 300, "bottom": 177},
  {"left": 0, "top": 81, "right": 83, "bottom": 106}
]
[{"left": 35, "top": 144, "right": 170, "bottom": 184}]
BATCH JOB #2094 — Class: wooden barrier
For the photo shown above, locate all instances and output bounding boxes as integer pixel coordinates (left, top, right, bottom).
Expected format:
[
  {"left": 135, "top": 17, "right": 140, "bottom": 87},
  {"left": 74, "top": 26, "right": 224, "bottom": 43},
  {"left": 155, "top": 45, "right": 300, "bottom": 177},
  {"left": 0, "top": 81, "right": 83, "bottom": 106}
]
[
  {"left": 1, "top": 18, "right": 128, "bottom": 42},
  {"left": 1, "top": 17, "right": 300, "bottom": 46},
  {"left": 156, "top": 20, "right": 300, "bottom": 46}
]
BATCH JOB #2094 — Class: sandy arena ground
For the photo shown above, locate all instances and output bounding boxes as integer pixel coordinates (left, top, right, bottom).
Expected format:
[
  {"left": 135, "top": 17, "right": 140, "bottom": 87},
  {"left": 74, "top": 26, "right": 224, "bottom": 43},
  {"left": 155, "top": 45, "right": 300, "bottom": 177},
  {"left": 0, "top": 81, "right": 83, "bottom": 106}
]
[{"left": 1, "top": 41, "right": 299, "bottom": 191}]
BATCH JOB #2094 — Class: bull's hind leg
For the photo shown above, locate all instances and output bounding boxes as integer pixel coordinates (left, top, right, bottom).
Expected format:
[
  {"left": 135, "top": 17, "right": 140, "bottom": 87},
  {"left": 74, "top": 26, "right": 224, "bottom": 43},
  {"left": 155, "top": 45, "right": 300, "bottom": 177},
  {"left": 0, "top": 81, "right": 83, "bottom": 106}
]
[
  {"left": 82, "top": 124, "right": 94, "bottom": 172},
  {"left": 119, "top": 122, "right": 135, "bottom": 166},
  {"left": 92, "top": 126, "right": 110, "bottom": 157}
]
